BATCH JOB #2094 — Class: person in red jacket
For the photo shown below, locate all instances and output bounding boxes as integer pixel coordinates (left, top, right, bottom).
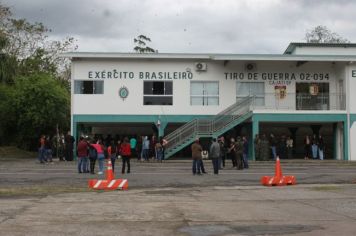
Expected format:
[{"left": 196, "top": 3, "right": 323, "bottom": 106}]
[
  {"left": 77, "top": 136, "right": 88, "bottom": 173},
  {"left": 120, "top": 137, "right": 131, "bottom": 174}
]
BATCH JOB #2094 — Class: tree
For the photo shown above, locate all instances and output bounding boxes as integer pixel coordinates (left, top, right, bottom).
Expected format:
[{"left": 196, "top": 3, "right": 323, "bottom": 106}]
[
  {"left": 12, "top": 73, "right": 70, "bottom": 149},
  {"left": 133, "top": 35, "right": 156, "bottom": 53},
  {"left": 305, "top": 25, "right": 350, "bottom": 43},
  {"left": 0, "top": 4, "right": 77, "bottom": 80}
]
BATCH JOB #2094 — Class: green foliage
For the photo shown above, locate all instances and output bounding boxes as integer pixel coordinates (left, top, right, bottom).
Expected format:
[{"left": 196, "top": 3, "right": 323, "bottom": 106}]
[
  {"left": 305, "top": 25, "right": 350, "bottom": 43},
  {"left": 0, "top": 3, "right": 75, "bottom": 150},
  {"left": 133, "top": 35, "right": 156, "bottom": 53},
  {"left": 12, "top": 73, "right": 70, "bottom": 149},
  {"left": 0, "top": 84, "right": 16, "bottom": 144}
]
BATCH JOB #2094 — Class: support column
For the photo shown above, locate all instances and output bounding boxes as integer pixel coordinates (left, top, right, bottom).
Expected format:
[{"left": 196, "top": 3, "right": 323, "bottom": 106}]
[
  {"left": 333, "top": 123, "right": 337, "bottom": 160},
  {"left": 343, "top": 121, "right": 349, "bottom": 160},
  {"left": 252, "top": 117, "right": 259, "bottom": 161},
  {"left": 158, "top": 122, "right": 168, "bottom": 139}
]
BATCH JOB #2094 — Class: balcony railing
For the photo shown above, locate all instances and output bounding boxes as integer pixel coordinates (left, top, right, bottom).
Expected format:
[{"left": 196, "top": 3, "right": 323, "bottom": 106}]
[{"left": 237, "top": 93, "right": 345, "bottom": 111}]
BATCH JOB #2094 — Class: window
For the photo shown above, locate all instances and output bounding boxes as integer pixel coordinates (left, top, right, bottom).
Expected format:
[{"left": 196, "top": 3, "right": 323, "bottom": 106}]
[
  {"left": 190, "top": 82, "right": 219, "bottom": 106},
  {"left": 143, "top": 81, "right": 173, "bottom": 105},
  {"left": 74, "top": 80, "right": 104, "bottom": 94},
  {"left": 236, "top": 82, "right": 264, "bottom": 106}
]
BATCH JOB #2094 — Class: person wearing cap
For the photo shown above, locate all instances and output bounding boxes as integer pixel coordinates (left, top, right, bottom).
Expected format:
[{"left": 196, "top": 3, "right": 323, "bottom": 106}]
[{"left": 191, "top": 138, "right": 203, "bottom": 175}]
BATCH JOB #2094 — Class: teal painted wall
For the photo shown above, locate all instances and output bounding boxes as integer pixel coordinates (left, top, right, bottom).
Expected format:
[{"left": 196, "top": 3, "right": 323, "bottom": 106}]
[{"left": 72, "top": 113, "right": 353, "bottom": 160}]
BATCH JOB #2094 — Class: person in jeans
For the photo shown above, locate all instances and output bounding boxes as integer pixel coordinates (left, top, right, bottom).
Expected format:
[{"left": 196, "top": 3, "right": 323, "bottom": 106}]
[
  {"left": 91, "top": 139, "right": 105, "bottom": 175},
  {"left": 242, "top": 136, "right": 249, "bottom": 169},
  {"left": 38, "top": 135, "right": 46, "bottom": 163},
  {"left": 77, "top": 136, "right": 88, "bottom": 173},
  {"left": 210, "top": 138, "right": 220, "bottom": 174},
  {"left": 107, "top": 141, "right": 117, "bottom": 172},
  {"left": 191, "top": 138, "right": 203, "bottom": 175},
  {"left": 88, "top": 140, "right": 97, "bottom": 174},
  {"left": 121, "top": 137, "right": 132, "bottom": 174}
]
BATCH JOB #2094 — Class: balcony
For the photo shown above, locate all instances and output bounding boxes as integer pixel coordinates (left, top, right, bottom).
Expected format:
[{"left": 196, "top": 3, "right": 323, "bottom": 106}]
[{"left": 241, "top": 93, "right": 346, "bottom": 111}]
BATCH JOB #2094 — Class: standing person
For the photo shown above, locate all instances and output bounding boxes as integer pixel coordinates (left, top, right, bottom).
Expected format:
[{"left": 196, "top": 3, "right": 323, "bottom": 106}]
[
  {"left": 107, "top": 141, "right": 117, "bottom": 172},
  {"left": 260, "top": 134, "right": 270, "bottom": 161},
  {"left": 44, "top": 136, "right": 53, "bottom": 163},
  {"left": 311, "top": 134, "right": 318, "bottom": 159},
  {"left": 136, "top": 136, "right": 142, "bottom": 161},
  {"left": 210, "top": 138, "right": 220, "bottom": 174},
  {"left": 150, "top": 135, "right": 157, "bottom": 160},
  {"left": 130, "top": 136, "right": 137, "bottom": 159},
  {"left": 91, "top": 139, "right": 105, "bottom": 175},
  {"left": 65, "top": 131, "right": 75, "bottom": 161},
  {"left": 286, "top": 136, "right": 293, "bottom": 159},
  {"left": 161, "top": 138, "right": 168, "bottom": 161},
  {"left": 77, "top": 136, "right": 88, "bottom": 173},
  {"left": 88, "top": 140, "right": 97, "bottom": 174},
  {"left": 155, "top": 139, "right": 164, "bottom": 163},
  {"left": 235, "top": 137, "right": 244, "bottom": 170},
  {"left": 142, "top": 136, "right": 150, "bottom": 161},
  {"left": 191, "top": 138, "right": 203, "bottom": 175},
  {"left": 278, "top": 135, "right": 287, "bottom": 159},
  {"left": 304, "top": 135, "right": 311, "bottom": 160},
  {"left": 218, "top": 137, "right": 226, "bottom": 169},
  {"left": 228, "top": 138, "right": 237, "bottom": 168},
  {"left": 242, "top": 136, "right": 249, "bottom": 169},
  {"left": 121, "top": 137, "right": 132, "bottom": 174},
  {"left": 38, "top": 135, "right": 46, "bottom": 163},
  {"left": 270, "top": 134, "right": 277, "bottom": 161},
  {"left": 318, "top": 134, "right": 325, "bottom": 160},
  {"left": 254, "top": 134, "right": 260, "bottom": 161}
]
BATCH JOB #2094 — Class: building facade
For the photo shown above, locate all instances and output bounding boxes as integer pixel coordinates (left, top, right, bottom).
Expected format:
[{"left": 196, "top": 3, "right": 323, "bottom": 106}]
[{"left": 64, "top": 43, "right": 356, "bottom": 160}]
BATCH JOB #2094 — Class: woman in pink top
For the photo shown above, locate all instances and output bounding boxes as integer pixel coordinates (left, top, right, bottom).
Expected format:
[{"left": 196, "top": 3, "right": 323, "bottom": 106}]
[{"left": 91, "top": 140, "right": 105, "bottom": 174}]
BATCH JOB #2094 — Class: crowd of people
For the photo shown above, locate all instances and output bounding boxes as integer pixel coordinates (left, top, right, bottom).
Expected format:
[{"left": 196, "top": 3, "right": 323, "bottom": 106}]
[
  {"left": 254, "top": 133, "right": 326, "bottom": 161},
  {"left": 75, "top": 135, "right": 167, "bottom": 175},
  {"left": 37, "top": 131, "right": 75, "bottom": 164},
  {"left": 38, "top": 131, "right": 327, "bottom": 176},
  {"left": 191, "top": 136, "right": 250, "bottom": 175}
]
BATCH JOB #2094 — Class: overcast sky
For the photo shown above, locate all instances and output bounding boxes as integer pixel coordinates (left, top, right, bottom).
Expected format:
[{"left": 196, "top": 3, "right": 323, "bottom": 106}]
[{"left": 2, "top": 0, "right": 356, "bottom": 54}]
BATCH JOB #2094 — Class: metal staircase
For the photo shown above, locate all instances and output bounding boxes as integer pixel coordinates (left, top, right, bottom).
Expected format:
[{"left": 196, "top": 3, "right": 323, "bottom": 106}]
[{"left": 163, "top": 96, "right": 254, "bottom": 159}]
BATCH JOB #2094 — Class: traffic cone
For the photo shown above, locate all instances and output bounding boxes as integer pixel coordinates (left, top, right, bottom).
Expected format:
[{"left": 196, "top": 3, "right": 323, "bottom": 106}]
[
  {"left": 261, "top": 156, "right": 296, "bottom": 186},
  {"left": 88, "top": 159, "right": 128, "bottom": 190},
  {"left": 275, "top": 157, "right": 282, "bottom": 179},
  {"left": 106, "top": 159, "right": 114, "bottom": 181}
]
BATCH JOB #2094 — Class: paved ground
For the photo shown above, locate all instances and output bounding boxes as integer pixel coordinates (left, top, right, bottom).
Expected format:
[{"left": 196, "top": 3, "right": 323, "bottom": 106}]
[
  {"left": 0, "top": 158, "right": 356, "bottom": 235},
  {"left": 0, "top": 158, "right": 356, "bottom": 189}
]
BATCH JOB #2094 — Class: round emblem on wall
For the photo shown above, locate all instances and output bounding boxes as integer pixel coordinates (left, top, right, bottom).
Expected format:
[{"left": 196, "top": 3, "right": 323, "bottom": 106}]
[{"left": 119, "top": 86, "right": 129, "bottom": 100}]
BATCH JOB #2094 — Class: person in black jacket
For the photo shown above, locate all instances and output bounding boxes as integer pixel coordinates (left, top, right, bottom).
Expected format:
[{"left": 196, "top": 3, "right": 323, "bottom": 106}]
[{"left": 65, "top": 131, "right": 75, "bottom": 161}]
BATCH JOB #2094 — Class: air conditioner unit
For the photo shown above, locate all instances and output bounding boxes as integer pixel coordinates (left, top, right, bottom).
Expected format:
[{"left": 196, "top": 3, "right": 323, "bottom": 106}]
[
  {"left": 245, "top": 63, "right": 256, "bottom": 71},
  {"left": 195, "top": 62, "right": 207, "bottom": 71}
]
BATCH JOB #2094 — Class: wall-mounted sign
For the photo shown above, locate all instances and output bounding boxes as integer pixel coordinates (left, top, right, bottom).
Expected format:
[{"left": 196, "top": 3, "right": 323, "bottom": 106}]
[
  {"left": 119, "top": 86, "right": 129, "bottom": 100},
  {"left": 309, "top": 84, "right": 319, "bottom": 95},
  {"left": 352, "top": 70, "right": 356, "bottom": 77},
  {"left": 88, "top": 70, "right": 193, "bottom": 80},
  {"left": 275, "top": 85, "right": 286, "bottom": 99}
]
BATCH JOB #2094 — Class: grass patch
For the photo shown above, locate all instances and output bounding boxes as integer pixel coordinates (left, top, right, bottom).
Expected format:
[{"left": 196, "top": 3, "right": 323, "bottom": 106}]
[
  {"left": 0, "top": 146, "right": 36, "bottom": 160},
  {"left": 0, "top": 185, "right": 90, "bottom": 197},
  {"left": 311, "top": 186, "right": 342, "bottom": 191}
]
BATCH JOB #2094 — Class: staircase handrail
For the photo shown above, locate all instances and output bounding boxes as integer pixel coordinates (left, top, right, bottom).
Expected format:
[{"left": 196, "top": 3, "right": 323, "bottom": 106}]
[{"left": 164, "top": 96, "right": 255, "bottom": 155}]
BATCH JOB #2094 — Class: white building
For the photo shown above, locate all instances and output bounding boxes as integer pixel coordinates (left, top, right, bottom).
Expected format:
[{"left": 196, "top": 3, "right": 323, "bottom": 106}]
[{"left": 63, "top": 42, "right": 356, "bottom": 160}]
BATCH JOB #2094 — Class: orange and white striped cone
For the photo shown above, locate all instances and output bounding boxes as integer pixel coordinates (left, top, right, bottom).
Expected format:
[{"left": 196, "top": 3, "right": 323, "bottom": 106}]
[
  {"left": 88, "top": 158, "right": 128, "bottom": 190},
  {"left": 261, "top": 156, "right": 296, "bottom": 186},
  {"left": 106, "top": 159, "right": 114, "bottom": 181},
  {"left": 88, "top": 179, "right": 128, "bottom": 190}
]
